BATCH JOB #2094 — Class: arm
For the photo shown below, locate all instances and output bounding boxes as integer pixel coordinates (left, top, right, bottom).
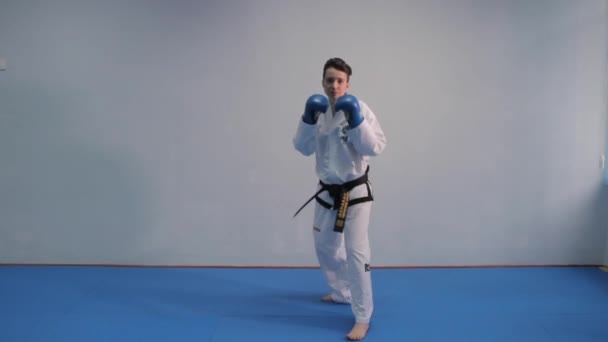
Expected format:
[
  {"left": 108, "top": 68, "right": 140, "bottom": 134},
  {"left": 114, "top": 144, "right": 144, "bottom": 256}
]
[
  {"left": 347, "top": 102, "right": 387, "bottom": 156},
  {"left": 336, "top": 95, "right": 387, "bottom": 156},
  {"left": 293, "top": 119, "right": 316, "bottom": 156},
  {"left": 293, "top": 94, "right": 328, "bottom": 156}
]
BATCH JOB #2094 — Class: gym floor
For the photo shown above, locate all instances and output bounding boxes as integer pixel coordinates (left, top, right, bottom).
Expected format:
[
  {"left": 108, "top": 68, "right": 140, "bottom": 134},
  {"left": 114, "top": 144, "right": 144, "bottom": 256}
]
[{"left": 2, "top": 265, "right": 607, "bottom": 341}]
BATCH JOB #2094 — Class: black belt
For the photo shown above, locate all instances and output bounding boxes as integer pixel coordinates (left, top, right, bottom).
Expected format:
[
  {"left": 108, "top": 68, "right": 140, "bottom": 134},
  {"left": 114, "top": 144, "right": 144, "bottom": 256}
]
[{"left": 293, "top": 167, "right": 373, "bottom": 233}]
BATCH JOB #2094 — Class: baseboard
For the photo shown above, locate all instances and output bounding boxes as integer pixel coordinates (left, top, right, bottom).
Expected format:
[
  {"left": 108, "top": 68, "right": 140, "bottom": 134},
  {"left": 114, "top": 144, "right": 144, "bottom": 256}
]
[{"left": 0, "top": 262, "right": 605, "bottom": 269}]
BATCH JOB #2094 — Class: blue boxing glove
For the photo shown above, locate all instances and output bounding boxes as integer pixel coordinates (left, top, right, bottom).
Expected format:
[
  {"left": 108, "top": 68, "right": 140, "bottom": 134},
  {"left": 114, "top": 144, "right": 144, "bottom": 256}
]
[
  {"left": 335, "top": 94, "right": 363, "bottom": 128},
  {"left": 302, "top": 94, "right": 329, "bottom": 125}
]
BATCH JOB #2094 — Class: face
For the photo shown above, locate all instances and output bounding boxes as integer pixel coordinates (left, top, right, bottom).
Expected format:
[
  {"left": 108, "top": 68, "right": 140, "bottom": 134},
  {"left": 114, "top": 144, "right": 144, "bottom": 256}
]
[{"left": 322, "top": 67, "right": 350, "bottom": 102}]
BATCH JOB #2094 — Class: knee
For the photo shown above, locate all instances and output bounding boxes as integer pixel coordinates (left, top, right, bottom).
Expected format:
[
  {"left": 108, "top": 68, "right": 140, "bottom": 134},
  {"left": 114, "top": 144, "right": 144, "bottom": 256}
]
[{"left": 345, "top": 242, "right": 370, "bottom": 259}]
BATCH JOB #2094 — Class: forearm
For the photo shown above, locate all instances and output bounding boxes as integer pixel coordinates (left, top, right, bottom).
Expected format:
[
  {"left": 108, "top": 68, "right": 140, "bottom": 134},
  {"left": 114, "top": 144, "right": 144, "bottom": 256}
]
[
  {"left": 293, "top": 119, "right": 317, "bottom": 156},
  {"left": 347, "top": 119, "right": 386, "bottom": 156}
]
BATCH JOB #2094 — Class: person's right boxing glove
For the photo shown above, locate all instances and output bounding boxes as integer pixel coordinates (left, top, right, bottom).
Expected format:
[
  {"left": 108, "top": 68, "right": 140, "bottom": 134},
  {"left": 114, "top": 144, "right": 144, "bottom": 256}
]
[{"left": 302, "top": 94, "right": 329, "bottom": 124}]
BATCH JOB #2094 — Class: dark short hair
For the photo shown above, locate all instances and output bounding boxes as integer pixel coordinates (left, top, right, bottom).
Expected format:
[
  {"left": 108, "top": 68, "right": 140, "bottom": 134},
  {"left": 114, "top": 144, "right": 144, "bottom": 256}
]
[{"left": 323, "top": 57, "right": 352, "bottom": 80}]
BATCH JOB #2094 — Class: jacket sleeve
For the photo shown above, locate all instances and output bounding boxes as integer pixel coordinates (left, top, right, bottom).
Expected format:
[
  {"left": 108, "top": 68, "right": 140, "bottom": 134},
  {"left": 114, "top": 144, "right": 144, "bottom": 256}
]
[
  {"left": 346, "top": 101, "right": 387, "bottom": 156},
  {"left": 293, "top": 118, "right": 316, "bottom": 156}
]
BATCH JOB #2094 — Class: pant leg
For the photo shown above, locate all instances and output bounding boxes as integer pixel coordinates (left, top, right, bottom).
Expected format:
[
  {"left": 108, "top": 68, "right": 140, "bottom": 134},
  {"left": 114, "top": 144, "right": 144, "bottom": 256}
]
[
  {"left": 313, "top": 201, "right": 352, "bottom": 303},
  {"left": 343, "top": 200, "right": 374, "bottom": 323}
]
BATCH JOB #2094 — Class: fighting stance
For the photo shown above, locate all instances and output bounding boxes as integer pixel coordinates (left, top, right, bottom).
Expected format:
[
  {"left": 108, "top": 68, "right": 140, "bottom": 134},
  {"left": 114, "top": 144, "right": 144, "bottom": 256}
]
[{"left": 293, "top": 57, "right": 387, "bottom": 340}]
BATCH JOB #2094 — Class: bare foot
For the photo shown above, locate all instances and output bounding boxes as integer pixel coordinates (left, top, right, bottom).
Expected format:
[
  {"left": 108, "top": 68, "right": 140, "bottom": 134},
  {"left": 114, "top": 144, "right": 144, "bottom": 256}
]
[
  {"left": 346, "top": 322, "right": 370, "bottom": 341},
  {"left": 321, "top": 294, "right": 334, "bottom": 302},
  {"left": 320, "top": 294, "right": 350, "bottom": 304}
]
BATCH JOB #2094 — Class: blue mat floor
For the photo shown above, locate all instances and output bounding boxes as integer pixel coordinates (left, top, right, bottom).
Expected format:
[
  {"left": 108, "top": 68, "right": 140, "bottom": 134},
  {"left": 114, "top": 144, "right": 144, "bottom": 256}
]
[{"left": 1, "top": 266, "right": 607, "bottom": 341}]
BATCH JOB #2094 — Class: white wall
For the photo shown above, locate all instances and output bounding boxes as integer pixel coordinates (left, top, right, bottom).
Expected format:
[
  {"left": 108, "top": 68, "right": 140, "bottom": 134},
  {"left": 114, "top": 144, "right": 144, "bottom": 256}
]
[{"left": 1, "top": 0, "right": 607, "bottom": 266}]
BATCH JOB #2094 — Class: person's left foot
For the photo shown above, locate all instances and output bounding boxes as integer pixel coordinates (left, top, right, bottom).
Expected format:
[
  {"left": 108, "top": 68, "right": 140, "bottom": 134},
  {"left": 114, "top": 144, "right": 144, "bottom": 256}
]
[
  {"left": 346, "top": 322, "right": 370, "bottom": 340},
  {"left": 320, "top": 294, "right": 350, "bottom": 304},
  {"left": 321, "top": 294, "right": 334, "bottom": 302}
]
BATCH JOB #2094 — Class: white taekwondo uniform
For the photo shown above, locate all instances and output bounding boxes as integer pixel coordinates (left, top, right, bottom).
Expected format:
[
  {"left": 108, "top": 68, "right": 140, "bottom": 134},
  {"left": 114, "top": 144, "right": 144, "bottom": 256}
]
[{"left": 293, "top": 98, "right": 387, "bottom": 324}]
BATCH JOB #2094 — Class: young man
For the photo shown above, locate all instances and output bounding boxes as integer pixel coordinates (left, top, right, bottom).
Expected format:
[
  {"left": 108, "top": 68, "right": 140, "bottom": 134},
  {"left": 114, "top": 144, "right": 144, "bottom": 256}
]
[{"left": 293, "top": 57, "right": 387, "bottom": 340}]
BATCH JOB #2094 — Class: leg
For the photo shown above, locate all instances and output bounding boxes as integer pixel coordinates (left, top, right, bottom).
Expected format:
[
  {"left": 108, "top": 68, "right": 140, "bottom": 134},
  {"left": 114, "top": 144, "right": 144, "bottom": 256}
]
[
  {"left": 344, "top": 201, "right": 373, "bottom": 340},
  {"left": 313, "top": 202, "right": 352, "bottom": 304}
]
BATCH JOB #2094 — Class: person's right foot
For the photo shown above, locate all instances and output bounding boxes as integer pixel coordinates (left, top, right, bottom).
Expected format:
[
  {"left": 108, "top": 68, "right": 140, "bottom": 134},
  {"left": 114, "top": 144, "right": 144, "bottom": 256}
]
[{"left": 346, "top": 323, "right": 370, "bottom": 340}]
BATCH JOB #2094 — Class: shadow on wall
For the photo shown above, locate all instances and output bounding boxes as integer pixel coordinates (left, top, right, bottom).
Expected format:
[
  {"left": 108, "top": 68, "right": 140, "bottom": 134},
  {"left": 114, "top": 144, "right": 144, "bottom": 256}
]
[
  {"left": 599, "top": 186, "right": 608, "bottom": 265},
  {"left": 0, "top": 82, "right": 151, "bottom": 264},
  {"left": 605, "top": 151, "right": 608, "bottom": 186},
  {"left": 584, "top": 186, "right": 608, "bottom": 264}
]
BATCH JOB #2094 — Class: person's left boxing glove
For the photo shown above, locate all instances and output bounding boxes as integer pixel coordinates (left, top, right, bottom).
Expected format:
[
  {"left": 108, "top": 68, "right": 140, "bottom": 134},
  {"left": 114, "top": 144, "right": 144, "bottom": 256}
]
[
  {"left": 302, "top": 94, "right": 329, "bottom": 124},
  {"left": 335, "top": 94, "right": 363, "bottom": 128}
]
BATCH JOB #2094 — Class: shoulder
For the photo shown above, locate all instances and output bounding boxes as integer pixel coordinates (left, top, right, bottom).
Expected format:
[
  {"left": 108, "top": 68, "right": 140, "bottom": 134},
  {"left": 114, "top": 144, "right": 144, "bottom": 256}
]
[
  {"left": 357, "top": 99, "right": 377, "bottom": 118},
  {"left": 357, "top": 99, "right": 370, "bottom": 109}
]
